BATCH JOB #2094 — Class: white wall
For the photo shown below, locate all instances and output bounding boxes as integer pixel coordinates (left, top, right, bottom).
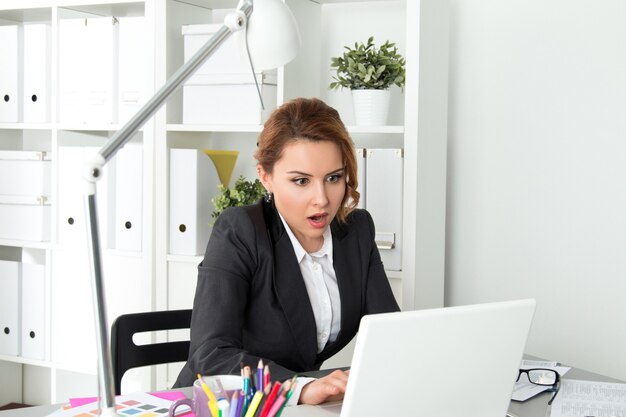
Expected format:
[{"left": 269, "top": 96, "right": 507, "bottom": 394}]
[{"left": 446, "top": 0, "right": 626, "bottom": 382}]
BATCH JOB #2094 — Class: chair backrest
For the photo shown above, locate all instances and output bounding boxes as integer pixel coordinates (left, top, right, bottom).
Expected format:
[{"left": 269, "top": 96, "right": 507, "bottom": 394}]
[{"left": 110, "top": 309, "right": 192, "bottom": 395}]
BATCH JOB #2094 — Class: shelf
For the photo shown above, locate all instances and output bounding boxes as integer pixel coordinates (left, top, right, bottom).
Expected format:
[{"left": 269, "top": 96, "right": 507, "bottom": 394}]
[
  {"left": 0, "top": 354, "right": 97, "bottom": 375},
  {"left": 0, "top": 354, "right": 52, "bottom": 369},
  {"left": 386, "top": 270, "right": 402, "bottom": 280},
  {"left": 56, "top": 123, "right": 139, "bottom": 132},
  {"left": 103, "top": 248, "right": 144, "bottom": 258},
  {"left": 317, "top": 0, "right": 402, "bottom": 3},
  {"left": 0, "top": 123, "right": 146, "bottom": 133},
  {"left": 0, "top": 1, "right": 144, "bottom": 14},
  {"left": 167, "top": 123, "right": 264, "bottom": 133},
  {"left": 171, "top": 0, "right": 236, "bottom": 9},
  {"left": 0, "top": 239, "right": 52, "bottom": 249},
  {"left": 346, "top": 125, "right": 404, "bottom": 134},
  {"left": 166, "top": 123, "right": 404, "bottom": 134},
  {"left": 56, "top": 2, "right": 145, "bottom": 19},
  {"left": 165, "top": 253, "right": 402, "bottom": 279},
  {"left": 0, "top": 123, "right": 55, "bottom": 131},
  {"left": 0, "top": 0, "right": 447, "bottom": 399},
  {"left": 0, "top": 6, "right": 51, "bottom": 22},
  {"left": 167, "top": 254, "right": 203, "bottom": 264}
]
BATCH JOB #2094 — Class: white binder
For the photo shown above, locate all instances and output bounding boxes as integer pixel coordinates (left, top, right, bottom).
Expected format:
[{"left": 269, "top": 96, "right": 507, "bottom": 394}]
[
  {"left": 58, "top": 18, "right": 87, "bottom": 123},
  {"left": 21, "top": 263, "right": 45, "bottom": 361},
  {"left": 365, "top": 148, "right": 403, "bottom": 271},
  {"left": 49, "top": 247, "right": 95, "bottom": 367},
  {"left": 23, "top": 23, "right": 51, "bottom": 123},
  {"left": 0, "top": 150, "right": 51, "bottom": 196},
  {"left": 169, "top": 149, "right": 221, "bottom": 256},
  {"left": 85, "top": 17, "right": 118, "bottom": 124},
  {"left": 0, "top": 260, "right": 20, "bottom": 356},
  {"left": 114, "top": 142, "right": 143, "bottom": 252},
  {"left": 57, "top": 146, "right": 111, "bottom": 247},
  {"left": 355, "top": 148, "right": 366, "bottom": 209},
  {"left": 0, "top": 25, "right": 23, "bottom": 123},
  {"left": 118, "top": 16, "right": 147, "bottom": 124},
  {"left": 57, "top": 146, "right": 86, "bottom": 246},
  {"left": 85, "top": 146, "right": 115, "bottom": 249}
]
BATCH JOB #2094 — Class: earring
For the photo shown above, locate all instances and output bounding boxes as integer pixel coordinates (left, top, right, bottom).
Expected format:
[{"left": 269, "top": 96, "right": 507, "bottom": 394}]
[{"left": 264, "top": 191, "right": 273, "bottom": 204}]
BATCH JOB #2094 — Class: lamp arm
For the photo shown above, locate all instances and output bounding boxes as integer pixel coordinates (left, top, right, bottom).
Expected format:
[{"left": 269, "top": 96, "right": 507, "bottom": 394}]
[
  {"left": 82, "top": 2, "right": 252, "bottom": 415},
  {"left": 83, "top": 4, "right": 251, "bottom": 189}
]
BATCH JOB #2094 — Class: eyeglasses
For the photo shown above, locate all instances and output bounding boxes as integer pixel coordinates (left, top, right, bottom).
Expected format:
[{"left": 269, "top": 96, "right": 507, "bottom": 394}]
[{"left": 516, "top": 368, "right": 561, "bottom": 405}]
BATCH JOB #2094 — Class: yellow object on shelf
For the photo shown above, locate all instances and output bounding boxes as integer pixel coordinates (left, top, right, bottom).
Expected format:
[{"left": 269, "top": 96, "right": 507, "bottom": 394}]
[{"left": 203, "top": 149, "right": 239, "bottom": 187}]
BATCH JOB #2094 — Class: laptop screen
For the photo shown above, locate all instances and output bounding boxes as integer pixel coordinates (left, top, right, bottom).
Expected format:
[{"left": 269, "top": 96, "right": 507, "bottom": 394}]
[{"left": 337, "top": 299, "right": 536, "bottom": 417}]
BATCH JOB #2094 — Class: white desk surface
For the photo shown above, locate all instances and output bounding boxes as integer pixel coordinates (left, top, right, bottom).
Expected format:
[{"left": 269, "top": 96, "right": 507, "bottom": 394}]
[{"left": 2, "top": 363, "right": 622, "bottom": 417}]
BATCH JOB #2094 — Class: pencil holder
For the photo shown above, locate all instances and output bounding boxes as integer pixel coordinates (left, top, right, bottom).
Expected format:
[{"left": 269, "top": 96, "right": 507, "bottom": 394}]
[{"left": 168, "top": 375, "right": 243, "bottom": 417}]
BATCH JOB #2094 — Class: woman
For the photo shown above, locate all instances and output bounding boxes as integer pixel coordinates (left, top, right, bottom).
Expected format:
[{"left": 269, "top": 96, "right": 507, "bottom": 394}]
[{"left": 174, "top": 97, "right": 399, "bottom": 404}]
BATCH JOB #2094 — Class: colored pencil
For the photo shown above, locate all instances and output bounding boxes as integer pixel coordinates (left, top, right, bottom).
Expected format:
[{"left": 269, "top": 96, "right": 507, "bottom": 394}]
[
  {"left": 258, "top": 381, "right": 282, "bottom": 417},
  {"left": 274, "top": 378, "right": 296, "bottom": 417},
  {"left": 197, "top": 373, "right": 219, "bottom": 417},
  {"left": 252, "top": 384, "right": 272, "bottom": 417},
  {"left": 235, "top": 391, "right": 245, "bottom": 417},
  {"left": 228, "top": 390, "right": 240, "bottom": 417},
  {"left": 266, "top": 380, "right": 291, "bottom": 417},
  {"left": 263, "top": 365, "right": 271, "bottom": 389},
  {"left": 243, "top": 366, "right": 253, "bottom": 401},
  {"left": 243, "top": 390, "right": 264, "bottom": 417},
  {"left": 257, "top": 359, "right": 265, "bottom": 392}
]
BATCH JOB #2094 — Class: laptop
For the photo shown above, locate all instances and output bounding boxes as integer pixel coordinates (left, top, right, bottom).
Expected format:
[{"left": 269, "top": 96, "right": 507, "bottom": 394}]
[{"left": 285, "top": 298, "right": 536, "bottom": 417}]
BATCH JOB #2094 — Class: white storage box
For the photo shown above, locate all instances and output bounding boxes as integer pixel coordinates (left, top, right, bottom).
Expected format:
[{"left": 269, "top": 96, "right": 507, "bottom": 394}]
[
  {"left": 181, "top": 23, "right": 277, "bottom": 125},
  {"left": 0, "top": 195, "right": 50, "bottom": 242},
  {"left": 183, "top": 73, "right": 277, "bottom": 125},
  {"left": 0, "top": 151, "right": 51, "bottom": 196},
  {"left": 182, "top": 23, "right": 249, "bottom": 75}
]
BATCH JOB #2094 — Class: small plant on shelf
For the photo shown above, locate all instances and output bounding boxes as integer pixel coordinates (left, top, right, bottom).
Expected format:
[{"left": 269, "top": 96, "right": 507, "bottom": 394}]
[
  {"left": 329, "top": 36, "right": 406, "bottom": 91},
  {"left": 211, "top": 175, "right": 266, "bottom": 222}
]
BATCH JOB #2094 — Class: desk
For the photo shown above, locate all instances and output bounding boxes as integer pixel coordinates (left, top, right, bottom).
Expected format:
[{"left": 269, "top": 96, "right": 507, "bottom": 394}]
[
  {"left": 507, "top": 365, "right": 623, "bottom": 417},
  {"left": 2, "top": 364, "right": 622, "bottom": 417}
]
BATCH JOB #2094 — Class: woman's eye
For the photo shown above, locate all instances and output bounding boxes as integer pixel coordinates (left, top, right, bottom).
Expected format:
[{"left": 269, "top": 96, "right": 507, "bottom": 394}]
[
  {"left": 327, "top": 174, "right": 343, "bottom": 183},
  {"left": 293, "top": 177, "right": 309, "bottom": 186}
]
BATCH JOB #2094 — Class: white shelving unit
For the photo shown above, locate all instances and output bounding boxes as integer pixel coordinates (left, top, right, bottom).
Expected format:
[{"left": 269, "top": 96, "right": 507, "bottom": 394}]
[
  {"left": 0, "top": 0, "right": 156, "bottom": 404},
  {"left": 0, "top": 0, "right": 448, "bottom": 403}
]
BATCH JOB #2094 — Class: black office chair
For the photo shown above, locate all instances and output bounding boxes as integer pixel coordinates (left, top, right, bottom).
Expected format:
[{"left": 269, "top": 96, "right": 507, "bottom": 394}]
[{"left": 110, "top": 309, "right": 192, "bottom": 395}]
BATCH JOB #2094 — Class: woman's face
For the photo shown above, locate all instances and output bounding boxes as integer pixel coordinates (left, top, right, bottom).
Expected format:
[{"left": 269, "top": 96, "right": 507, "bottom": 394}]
[{"left": 258, "top": 139, "right": 346, "bottom": 253}]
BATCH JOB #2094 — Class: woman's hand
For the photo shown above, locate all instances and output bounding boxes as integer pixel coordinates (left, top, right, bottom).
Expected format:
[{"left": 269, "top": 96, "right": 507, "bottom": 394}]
[{"left": 298, "top": 369, "right": 350, "bottom": 405}]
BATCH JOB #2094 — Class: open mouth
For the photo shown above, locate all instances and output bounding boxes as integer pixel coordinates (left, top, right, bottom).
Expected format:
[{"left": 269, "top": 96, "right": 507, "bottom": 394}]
[{"left": 308, "top": 213, "right": 328, "bottom": 225}]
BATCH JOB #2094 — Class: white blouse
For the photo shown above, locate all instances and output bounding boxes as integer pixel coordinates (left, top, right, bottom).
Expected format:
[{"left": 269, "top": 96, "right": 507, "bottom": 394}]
[{"left": 278, "top": 213, "right": 342, "bottom": 353}]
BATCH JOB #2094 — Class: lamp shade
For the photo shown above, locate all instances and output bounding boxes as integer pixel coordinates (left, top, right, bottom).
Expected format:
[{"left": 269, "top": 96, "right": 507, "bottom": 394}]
[{"left": 235, "top": 0, "right": 301, "bottom": 71}]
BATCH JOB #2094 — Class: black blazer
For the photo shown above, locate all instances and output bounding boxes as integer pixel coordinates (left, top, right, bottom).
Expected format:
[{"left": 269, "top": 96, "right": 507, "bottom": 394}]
[{"left": 174, "top": 199, "right": 399, "bottom": 387}]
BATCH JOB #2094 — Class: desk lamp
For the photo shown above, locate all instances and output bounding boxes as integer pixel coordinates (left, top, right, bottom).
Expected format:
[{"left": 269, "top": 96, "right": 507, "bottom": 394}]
[{"left": 81, "top": 1, "right": 300, "bottom": 415}]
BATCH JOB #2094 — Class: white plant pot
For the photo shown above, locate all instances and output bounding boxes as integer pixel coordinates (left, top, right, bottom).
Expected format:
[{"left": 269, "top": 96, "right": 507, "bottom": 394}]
[{"left": 351, "top": 89, "right": 391, "bottom": 126}]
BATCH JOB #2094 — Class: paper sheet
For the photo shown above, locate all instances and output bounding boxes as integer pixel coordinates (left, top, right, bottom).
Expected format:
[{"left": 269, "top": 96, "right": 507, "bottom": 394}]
[
  {"left": 511, "top": 360, "right": 571, "bottom": 402},
  {"left": 68, "top": 391, "right": 186, "bottom": 408},
  {"left": 46, "top": 392, "right": 178, "bottom": 417},
  {"left": 550, "top": 379, "right": 626, "bottom": 417}
]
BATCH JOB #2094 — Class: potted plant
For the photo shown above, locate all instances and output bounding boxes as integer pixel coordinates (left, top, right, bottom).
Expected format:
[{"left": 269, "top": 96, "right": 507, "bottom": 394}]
[
  {"left": 330, "top": 36, "right": 406, "bottom": 126},
  {"left": 211, "top": 175, "right": 266, "bottom": 223}
]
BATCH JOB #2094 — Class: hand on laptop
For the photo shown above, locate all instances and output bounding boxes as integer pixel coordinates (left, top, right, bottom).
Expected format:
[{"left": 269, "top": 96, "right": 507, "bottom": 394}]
[{"left": 299, "top": 369, "right": 350, "bottom": 405}]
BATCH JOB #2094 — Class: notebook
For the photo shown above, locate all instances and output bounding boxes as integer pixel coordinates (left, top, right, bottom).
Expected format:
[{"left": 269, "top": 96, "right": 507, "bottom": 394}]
[{"left": 285, "top": 298, "right": 536, "bottom": 417}]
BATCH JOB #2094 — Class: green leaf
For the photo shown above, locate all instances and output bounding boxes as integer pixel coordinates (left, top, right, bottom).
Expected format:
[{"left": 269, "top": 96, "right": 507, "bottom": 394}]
[
  {"left": 211, "top": 175, "right": 266, "bottom": 222},
  {"left": 328, "top": 36, "right": 406, "bottom": 90}
]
